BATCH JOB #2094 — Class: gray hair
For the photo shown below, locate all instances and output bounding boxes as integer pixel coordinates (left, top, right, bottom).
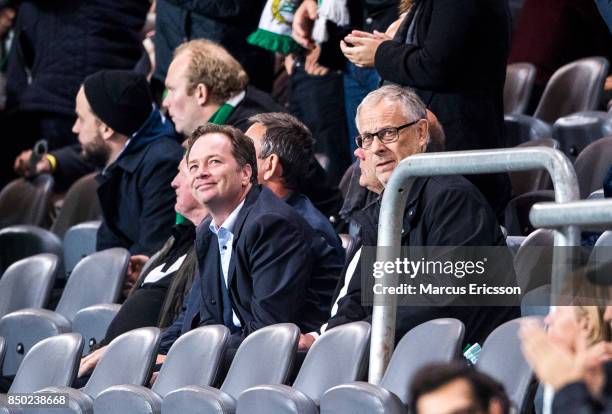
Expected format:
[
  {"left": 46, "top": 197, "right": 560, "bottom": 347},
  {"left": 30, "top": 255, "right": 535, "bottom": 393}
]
[{"left": 355, "top": 85, "right": 427, "bottom": 130}]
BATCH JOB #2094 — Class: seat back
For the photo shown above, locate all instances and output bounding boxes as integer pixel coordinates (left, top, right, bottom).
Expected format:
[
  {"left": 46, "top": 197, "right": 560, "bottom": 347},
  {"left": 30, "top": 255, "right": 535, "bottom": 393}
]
[
  {"left": 596, "top": 231, "right": 612, "bottom": 247},
  {"left": 55, "top": 248, "right": 129, "bottom": 322},
  {"left": 0, "top": 254, "right": 58, "bottom": 318},
  {"left": 514, "top": 229, "right": 554, "bottom": 293},
  {"left": 535, "top": 57, "right": 609, "bottom": 124},
  {"left": 504, "top": 63, "right": 536, "bottom": 115},
  {"left": 508, "top": 138, "right": 558, "bottom": 197},
  {"left": 221, "top": 323, "right": 300, "bottom": 399},
  {"left": 477, "top": 317, "right": 543, "bottom": 412},
  {"left": 381, "top": 318, "right": 465, "bottom": 404},
  {"left": 504, "top": 114, "right": 553, "bottom": 147},
  {"left": 9, "top": 333, "right": 84, "bottom": 393},
  {"left": 83, "top": 327, "right": 161, "bottom": 398},
  {"left": 0, "top": 225, "right": 62, "bottom": 275},
  {"left": 574, "top": 136, "right": 612, "bottom": 198},
  {"left": 153, "top": 325, "right": 230, "bottom": 397},
  {"left": 50, "top": 172, "right": 101, "bottom": 238},
  {"left": 0, "top": 174, "right": 54, "bottom": 229},
  {"left": 62, "top": 221, "right": 102, "bottom": 278},
  {"left": 554, "top": 112, "right": 612, "bottom": 161},
  {"left": 293, "top": 321, "right": 370, "bottom": 403},
  {"left": 504, "top": 190, "right": 555, "bottom": 236}
]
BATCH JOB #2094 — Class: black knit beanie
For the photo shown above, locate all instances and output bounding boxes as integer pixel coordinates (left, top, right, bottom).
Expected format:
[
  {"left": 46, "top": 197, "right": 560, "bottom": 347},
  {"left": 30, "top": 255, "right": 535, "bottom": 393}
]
[{"left": 83, "top": 70, "right": 153, "bottom": 137}]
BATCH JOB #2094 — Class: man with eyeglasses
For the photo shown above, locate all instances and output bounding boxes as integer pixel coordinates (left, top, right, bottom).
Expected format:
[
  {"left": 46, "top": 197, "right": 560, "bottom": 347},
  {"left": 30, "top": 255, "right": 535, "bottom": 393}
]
[{"left": 324, "top": 84, "right": 518, "bottom": 347}]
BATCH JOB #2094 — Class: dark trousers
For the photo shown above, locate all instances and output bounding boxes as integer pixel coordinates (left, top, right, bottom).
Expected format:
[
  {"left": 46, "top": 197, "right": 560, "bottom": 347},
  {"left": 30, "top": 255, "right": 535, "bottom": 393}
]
[{"left": 288, "top": 63, "right": 351, "bottom": 186}]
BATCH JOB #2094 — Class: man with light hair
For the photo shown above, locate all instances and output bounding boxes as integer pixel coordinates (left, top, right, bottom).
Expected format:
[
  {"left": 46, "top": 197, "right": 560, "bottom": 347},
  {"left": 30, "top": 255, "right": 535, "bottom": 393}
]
[
  {"left": 162, "top": 39, "right": 284, "bottom": 136},
  {"left": 323, "top": 84, "right": 518, "bottom": 347}
]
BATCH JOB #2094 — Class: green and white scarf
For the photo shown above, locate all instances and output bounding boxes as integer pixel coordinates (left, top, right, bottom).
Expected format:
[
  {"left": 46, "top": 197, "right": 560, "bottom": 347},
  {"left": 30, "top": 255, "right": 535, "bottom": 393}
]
[
  {"left": 312, "top": 0, "right": 349, "bottom": 44},
  {"left": 248, "top": 0, "right": 301, "bottom": 55}
]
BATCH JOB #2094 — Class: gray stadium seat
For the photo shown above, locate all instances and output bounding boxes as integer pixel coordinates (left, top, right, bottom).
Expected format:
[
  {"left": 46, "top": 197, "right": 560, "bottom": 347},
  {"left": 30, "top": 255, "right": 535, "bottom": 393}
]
[
  {"left": 513, "top": 229, "right": 554, "bottom": 293},
  {"left": 39, "top": 327, "right": 161, "bottom": 414},
  {"left": 62, "top": 221, "right": 102, "bottom": 278},
  {"left": 236, "top": 321, "right": 371, "bottom": 414},
  {"left": 50, "top": 173, "right": 101, "bottom": 239},
  {"left": 534, "top": 57, "right": 609, "bottom": 124},
  {"left": 553, "top": 112, "right": 612, "bottom": 161},
  {"left": 161, "top": 323, "right": 300, "bottom": 414},
  {"left": 320, "top": 318, "right": 465, "bottom": 414},
  {"left": 0, "top": 337, "right": 5, "bottom": 374},
  {"left": 0, "top": 226, "right": 62, "bottom": 275},
  {"left": 0, "top": 333, "right": 83, "bottom": 413},
  {"left": 0, "top": 248, "right": 128, "bottom": 376},
  {"left": 477, "top": 317, "right": 543, "bottom": 412},
  {"left": 521, "top": 285, "right": 551, "bottom": 318},
  {"left": 504, "top": 63, "right": 536, "bottom": 115},
  {"left": 0, "top": 175, "right": 54, "bottom": 229},
  {"left": 504, "top": 190, "right": 555, "bottom": 236},
  {"left": 504, "top": 114, "right": 553, "bottom": 147},
  {"left": 508, "top": 138, "right": 558, "bottom": 197},
  {"left": 0, "top": 254, "right": 58, "bottom": 319},
  {"left": 573, "top": 136, "right": 612, "bottom": 198},
  {"left": 93, "top": 325, "right": 230, "bottom": 414}
]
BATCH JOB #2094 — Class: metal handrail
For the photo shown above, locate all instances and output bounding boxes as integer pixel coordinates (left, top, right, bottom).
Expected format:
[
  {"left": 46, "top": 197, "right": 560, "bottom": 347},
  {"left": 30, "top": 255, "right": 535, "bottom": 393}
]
[
  {"left": 370, "top": 147, "right": 580, "bottom": 384},
  {"left": 530, "top": 199, "right": 612, "bottom": 230}
]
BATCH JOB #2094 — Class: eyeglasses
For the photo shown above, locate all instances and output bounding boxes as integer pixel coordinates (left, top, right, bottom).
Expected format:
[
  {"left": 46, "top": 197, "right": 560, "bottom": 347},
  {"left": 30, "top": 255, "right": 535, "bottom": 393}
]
[{"left": 355, "top": 120, "right": 421, "bottom": 149}]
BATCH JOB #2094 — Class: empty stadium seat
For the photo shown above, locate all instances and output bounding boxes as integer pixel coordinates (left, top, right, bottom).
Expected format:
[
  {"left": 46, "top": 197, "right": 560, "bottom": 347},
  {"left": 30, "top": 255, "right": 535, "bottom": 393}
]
[
  {"left": 0, "top": 254, "right": 58, "bottom": 319},
  {"left": 521, "top": 285, "right": 551, "bottom": 318},
  {"left": 0, "top": 248, "right": 128, "bottom": 376},
  {"left": 236, "top": 321, "right": 371, "bottom": 414},
  {"left": 39, "top": 327, "right": 161, "bottom": 414},
  {"left": 504, "top": 114, "right": 553, "bottom": 147},
  {"left": 573, "top": 136, "right": 612, "bottom": 198},
  {"left": 508, "top": 138, "right": 559, "bottom": 197},
  {"left": 0, "top": 337, "right": 4, "bottom": 374},
  {"left": 161, "top": 323, "right": 300, "bottom": 414},
  {"left": 319, "top": 318, "right": 465, "bottom": 413},
  {"left": 0, "top": 225, "right": 62, "bottom": 275},
  {"left": 504, "top": 63, "right": 536, "bottom": 115},
  {"left": 50, "top": 173, "right": 101, "bottom": 239},
  {"left": 513, "top": 229, "right": 554, "bottom": 293},
  {"left": 553, "top": 112, "right": 612, "bottom": 161},
  {"left": 504, "top": 191, "right": 555, "bottom": 236},
  {"left": 476, "top": 317, "right": 543, "bottom": 412},
  {"left": 63, "top": 221, "right": 102, "bottom": 278},
  {"left": 94, "top": 325, "right": 230, "bottom": 414},
  {"left": 0, "top": 333, "right": 83, "bottom": 412},
  {"left": 534, "top": 57, "right": 609, "bottom": 124},
  {"left": 0, "top": 175, "right": 54, "bottom": 229}
]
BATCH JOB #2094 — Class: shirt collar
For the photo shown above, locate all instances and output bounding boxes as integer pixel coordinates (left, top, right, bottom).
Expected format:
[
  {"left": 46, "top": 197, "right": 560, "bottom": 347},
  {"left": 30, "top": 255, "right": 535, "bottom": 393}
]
[
  {"left": 209, "top": 200, "right": 245, "bottom": 235},
  {"left": 226, "top": 90, "right": 246, "bottom": 107}
]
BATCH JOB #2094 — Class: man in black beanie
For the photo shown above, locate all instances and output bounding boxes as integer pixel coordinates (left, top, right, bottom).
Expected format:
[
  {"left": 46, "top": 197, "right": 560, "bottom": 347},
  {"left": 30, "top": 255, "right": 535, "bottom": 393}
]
[{"left": 73, "top": 70, "right": 183, "bottom": 262}]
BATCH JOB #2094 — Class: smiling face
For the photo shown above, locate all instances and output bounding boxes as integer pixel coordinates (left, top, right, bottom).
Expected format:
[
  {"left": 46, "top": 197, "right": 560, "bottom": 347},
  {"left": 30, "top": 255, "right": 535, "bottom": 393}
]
[
  {"left": 163, "top": 50, "right": 204, "bottom": 136},
  {"left": 187, "top": 132, "right": 252, "bottom": 216},
  {"left": 357, "top": 99, "right": 428, "bottom": 185}
]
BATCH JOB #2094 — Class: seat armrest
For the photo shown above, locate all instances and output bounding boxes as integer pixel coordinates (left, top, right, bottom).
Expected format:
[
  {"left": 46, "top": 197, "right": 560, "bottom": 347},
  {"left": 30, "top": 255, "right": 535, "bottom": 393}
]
[
  {"left": 72, "top": 304, "right": 121, "bottom": 354},
  {"left": 320, "top": 382, "right": 405, "bottom": 414},
  {"left": 162, "top": 385, "right": 236, "bottom": 414},
  {"left": 0, "top": 309, "right": 71, "bottom": 376},
  {"left": 25, "top": 387, "right": 93, "bottom": 414},
  {"left": 93, "top": 384, "right": 161, "bottom": 414},
  {"left": 237, "top": 384, "right": 318, "bottom": 414}
]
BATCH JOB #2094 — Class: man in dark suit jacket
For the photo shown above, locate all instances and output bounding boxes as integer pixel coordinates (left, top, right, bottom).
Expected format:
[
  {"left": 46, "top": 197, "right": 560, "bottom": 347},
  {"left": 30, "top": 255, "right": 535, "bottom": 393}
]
[
  {"left": 158, "top": 123, "right": 327, "bottom": 356},
  {"left": 162, "top": 38, "right": 343, "bottom": 219}
]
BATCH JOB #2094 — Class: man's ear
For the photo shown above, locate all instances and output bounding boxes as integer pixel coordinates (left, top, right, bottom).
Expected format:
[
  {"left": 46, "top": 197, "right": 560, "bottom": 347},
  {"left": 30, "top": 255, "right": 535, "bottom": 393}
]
[
  {"left": 418, "top": 119, "right": 429, "bottom": 152},
  {"left": 99, "top": 122, "right": 115, "bottom": 140},
  {"left": 264, "top": 154, "right": 282, "bottom": 181},
  {"left": 241, "top": 163, "right": 253, "bottom": 186},
  {"left": 194, "top": 83, "right": 209, "bottom": 106}
]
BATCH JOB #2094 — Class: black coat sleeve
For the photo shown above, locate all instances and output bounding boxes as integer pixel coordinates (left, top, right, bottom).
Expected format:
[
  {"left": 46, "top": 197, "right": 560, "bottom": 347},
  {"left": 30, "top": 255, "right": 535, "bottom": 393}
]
[
  {"left": 163, "top": 0, "right": 265, "bottom": 19},
  {"left": 374, "top": 0, "right": 481, "bottom": 90}
]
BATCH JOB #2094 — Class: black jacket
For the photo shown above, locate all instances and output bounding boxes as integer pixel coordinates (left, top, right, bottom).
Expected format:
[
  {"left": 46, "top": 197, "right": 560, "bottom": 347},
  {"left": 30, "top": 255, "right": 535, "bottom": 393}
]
[
  {"left": 6, "top": 0, "right": 149, "bottom": 116},
  {"left": 553, "top": 362, "right": 612, "bottom": 414},
  {"left": 195, "top": 186, "right": 329, "bottom": 339},
  {"left": 154, "top": 0, "right": 272, "bottom": 90},
  {"left": 96, "top": 110, "right": 183, "bottom": 256},
  {"left": 375, "top": 0, "right": 512, "bottom": 218},
  {"left": 326, "top": 175, "right": 518, "bottom": 346}
]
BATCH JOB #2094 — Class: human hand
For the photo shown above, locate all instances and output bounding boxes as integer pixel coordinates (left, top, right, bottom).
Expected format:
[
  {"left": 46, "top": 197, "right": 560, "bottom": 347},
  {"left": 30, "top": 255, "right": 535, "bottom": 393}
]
[
  {"left": 13, "top": 150, "right": 52, "bottom": 177},
  {"left": 127, "top": 255, "right": 149, "bottom": 284},
  {"left": 79, "top": 346, "right": 107, "bottom": 377},
  {"left": 340, "top": 34, "right": 386, "bottom": 68},
  {"left": 292, "top": 0, "right": 318, "bottom": 49},
  {"left": 156, "top": 354, "right": 166, "bottom": 365},
  {"left": 519, "top": 321, "right": 585, "bottom": 391},
  {"left": 298, "top": 333, "right": 316, "bottom": 351},
  {"left": 304, "top": 45, "right": 329, "bottom": 76}
]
